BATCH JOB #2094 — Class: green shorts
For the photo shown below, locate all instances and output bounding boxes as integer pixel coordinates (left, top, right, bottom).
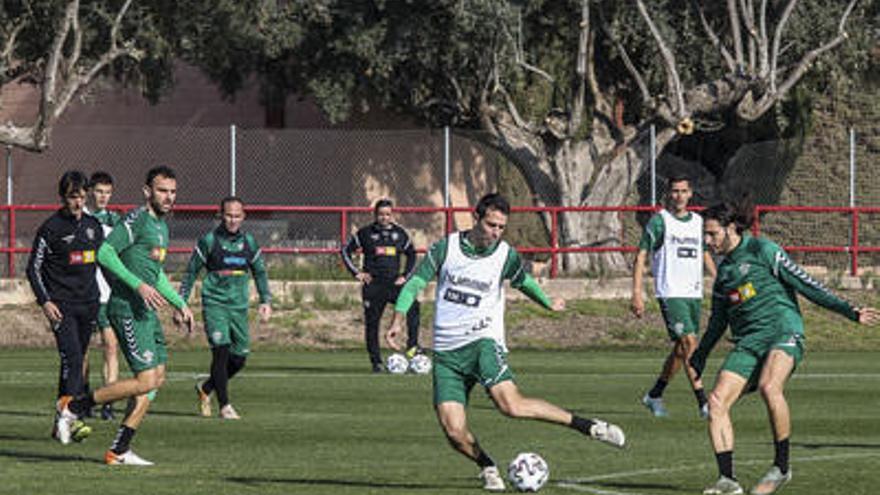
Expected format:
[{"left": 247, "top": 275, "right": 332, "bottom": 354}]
[
  {"left": 203, "top": 305, "right": 250, "bottom": 357},
  {"left": 433, "top": 338, "right": 514, "bottom": 405},
  {"left": 96, "top": 303, "right": 111, "bottom": 330},
  {"left": 110, "top": 309, "right": 167, "bottom": 374},
  {"left": 721, "top": 333, "right": 805, "bottom": 393},
  {"left": 658, "top": 298, "right": 701, "bottom": 340}
]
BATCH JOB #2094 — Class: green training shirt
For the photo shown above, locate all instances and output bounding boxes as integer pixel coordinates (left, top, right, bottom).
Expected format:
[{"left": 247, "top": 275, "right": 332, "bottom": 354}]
[
  {"left": 178, "top": 226, "right": 272, "bottom": 309},
  {"left": 696, "top": 234, "right": 858, "bottom": 356},
  {"left": 395, "top": 231, "right": 552, "bottom": 314},
  {"left": 98, "top": 206, "right": 185, "bottom": 313}
]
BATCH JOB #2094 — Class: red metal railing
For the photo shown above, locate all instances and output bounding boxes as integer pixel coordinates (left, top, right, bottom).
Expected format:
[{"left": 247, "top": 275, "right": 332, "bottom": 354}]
[{"left": 3, "top": 204, "right": 877, "bottom": 278}]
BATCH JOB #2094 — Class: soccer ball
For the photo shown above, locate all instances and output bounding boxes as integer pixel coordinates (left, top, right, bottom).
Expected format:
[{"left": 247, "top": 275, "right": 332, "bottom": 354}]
[
  {"left": 386, "top": 353, "right": 409, "bottom": 374},
  {"left": 408, "top": 353, "right": 432, "bottom": 374},
  {"left": 507, "top": 452, "right": 549, "bottom": 492}
]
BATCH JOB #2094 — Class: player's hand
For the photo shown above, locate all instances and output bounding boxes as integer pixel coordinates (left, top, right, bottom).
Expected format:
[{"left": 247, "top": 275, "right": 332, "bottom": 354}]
[
  {"left": 137, "top": 283, "right": 167, "bottom": 310},
  {"left": 551, "top": 298, "right": 565, "bottom": 312},
  {"left": 394, "top": 275, "right": 406, "bottom": 286},
  {"left": 41, "top": 301, "right": 63, "bottom": 323},
  {"left": 356, "top": 272, "right": 372, "bottom": 285},
  {"left": 631, "top": 295, "right": 645, "bottom": 318},
  {"left": 385, "top": 315, "right": 404, "bottom": 351},
  {"left": 175, "top": 306, "right": 194, "bottom": 334},
  {"left": 258, "top": 303, "right": 272, "bottom": 323},
  {"left": 857, "top": 307, "right": 880, "bottom": 325}
]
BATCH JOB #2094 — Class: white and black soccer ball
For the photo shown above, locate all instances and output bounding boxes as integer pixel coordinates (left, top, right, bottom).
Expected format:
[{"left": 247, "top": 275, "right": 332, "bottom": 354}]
[
  {"left": 507, "top": 452, "right": 549, "bottom": 492},
  {"left": 386, "top": 353, "right": 409, "bottom": 374},
  {"left": 408, "top": 353, "right": 432, "bottom": 374}
]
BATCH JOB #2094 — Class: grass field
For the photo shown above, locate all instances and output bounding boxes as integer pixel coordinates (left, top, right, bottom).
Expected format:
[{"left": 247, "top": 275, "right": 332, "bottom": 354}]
[{"left": 2, "top": 349, "right": 879, "bottom": 495}]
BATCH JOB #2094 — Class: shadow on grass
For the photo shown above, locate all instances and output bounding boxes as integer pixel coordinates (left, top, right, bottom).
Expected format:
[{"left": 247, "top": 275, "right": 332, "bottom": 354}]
[
  {"left": 226, "top": 475, "right": 459, "bottom": 490},
  {"left": 793, "top": 442, "right": 880, "bottom": 450},
  {"left": 0, "top": 449, "right": 103, "bottom": 464},
  {"left": 247, "top": 365, "right": 371, "bottom": 374},
  {"left": 0, "top": 409, "right": 48, "bottom": 418},
  {"left": 562, "top": 480, "right": 684, "bottom": 492},
  {"left": 0, "top": 433, "right": 50, "bottom": 443}
]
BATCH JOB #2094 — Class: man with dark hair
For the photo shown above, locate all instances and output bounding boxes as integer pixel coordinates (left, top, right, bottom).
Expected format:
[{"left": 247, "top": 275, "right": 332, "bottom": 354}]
[
  {"left": 692, "top": 201, "right": 878, "bottom": 495},
  {"left": 60, "top": 165, "right": 194, "bottom": 465},
  {"left": 631, "top": 175, "right": 715, "bottom": 418},
  {"left": 179, "top": 196, "right": 272, "bottom": 420},
  {"left": 385, "top": 192, "right": 625, "bottom": 491},
  {"left": 341, "top": 198, "right": 420, "bottom": 372},
  {"left": 84, "top": 171, "right": 121, "bottom": 420},
  {"left": 27, "top": 170, "right": 104, "bottom": 444}
]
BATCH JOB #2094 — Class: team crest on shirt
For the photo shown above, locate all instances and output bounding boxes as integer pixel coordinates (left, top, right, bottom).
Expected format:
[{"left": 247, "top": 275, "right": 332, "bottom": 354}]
[
  {"left": 391, "top": 232, "right": 399, "bottom": 241},
  {"left": 142, "top": 350, "right": 154, "bottom": 363},
  {"left": 738, "top": 263, "right": 750, "bottom": 276},
  {"left": 86, "top": 227, "right": 95, "bottom": 240},
  {"left": 150, "top": 246, "right": 167, "bottom": 262}
]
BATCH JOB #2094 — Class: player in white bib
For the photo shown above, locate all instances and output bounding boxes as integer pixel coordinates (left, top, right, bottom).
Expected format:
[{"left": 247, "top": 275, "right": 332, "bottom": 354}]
[
  {"left": 631, "top": 175, "right": 716, "bottom": 418},
  {"left": 386, "top": 193, "right": 626, "bottom": 492}
]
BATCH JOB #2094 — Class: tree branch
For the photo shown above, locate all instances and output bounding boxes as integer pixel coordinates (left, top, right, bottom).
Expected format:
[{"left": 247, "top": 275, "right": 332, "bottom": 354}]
[
  {"left": 692, "top": 0, "right": 736, "bottom": 72},
  {"left": 728, "top": 0, "right": 745, "bottom": 70},
  {"left": 570, "top": 0, "right": 589, "bottom": 134},
  {"left": 758, "top": 0, "right": 769, "bottom": 76},
  {"left": 635, "top": 0, "right": 685, "bottom": 116},
  {"left": 769, "top": 0, "right": 798, "bottom": 93}
]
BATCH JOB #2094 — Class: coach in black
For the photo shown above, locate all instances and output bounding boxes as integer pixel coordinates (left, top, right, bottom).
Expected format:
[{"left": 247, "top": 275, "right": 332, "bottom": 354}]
[
  {"left": 341, "top": 199, "right": 420, "bottom": 372},
  {"left": 26, "top": 170, "right": 103, "bottom": 436}
]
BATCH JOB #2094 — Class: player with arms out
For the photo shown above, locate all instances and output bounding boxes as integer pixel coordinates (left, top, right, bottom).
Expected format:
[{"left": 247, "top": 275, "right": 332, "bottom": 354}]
[
  {"left": 690, "top": 201, "right": 879, "bottom": 495},
  {"left": 60, "top": 166, "right": 194, "bottom": 466},
  {"left": 631, "top": 175, "right": 716, "bottom": 418},
  {"left": 179, "top": 196, "right": 272, "bottom": 420},
  {"left": 385, "top": 193, "right": 625, "bottom": 492}
]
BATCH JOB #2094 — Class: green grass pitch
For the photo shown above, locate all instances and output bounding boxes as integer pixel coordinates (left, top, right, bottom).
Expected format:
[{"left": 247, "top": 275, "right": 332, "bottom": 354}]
[{"left": 1, "top": 349, "right": 879, "bottom": 494}]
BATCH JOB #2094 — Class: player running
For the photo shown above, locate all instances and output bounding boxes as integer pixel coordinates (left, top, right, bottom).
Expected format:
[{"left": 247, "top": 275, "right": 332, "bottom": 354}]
[
  {"left": 179, "top": 196, "right": 272, "bottom": 420},
  {"left": 690, "top": 201, "right": 879, "bottom": 495},
  {"left": 59, "top": 166, "right": 194, "bottom": 466},
  {"left": 631, "top": 175, "right": 715, "bottom": 418},
  {"left": 385, "top": 193, "right": 625, "bottom": 492}
]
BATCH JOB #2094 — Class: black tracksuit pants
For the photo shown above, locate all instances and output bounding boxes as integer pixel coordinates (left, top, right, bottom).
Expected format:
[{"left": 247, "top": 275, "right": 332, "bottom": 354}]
[
  {"left": 363, "top": 281, "right": 420, "bottom": 366},
  {"left": 52, "top": 301, "right": 99, "bottom": 397}
]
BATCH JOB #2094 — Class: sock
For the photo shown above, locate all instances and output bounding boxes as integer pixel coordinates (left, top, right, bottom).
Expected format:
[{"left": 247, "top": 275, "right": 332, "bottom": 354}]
[
  {"left": 694, "top": 388, "right": 708, "bottom": 408},
  {"left": 715, "top": 451, "right": 735, "bottom": 479},
  {"left": 774, "top": 438, "right": 790, "bottom": 474},
  {"left": 648, "top": 379, "right": 668, "bottom": 399},
  {"left": 473, "top": 442, "right": 495, "bottom": 468},
  {"left": 569, "top": 415, "right": 596, "bottom": 436},
  {"left": 110, "top": 425, "right": 136, "bottom": 455},
  {"left": 210, "top": 345, "right": 231, "bottom": 407}
]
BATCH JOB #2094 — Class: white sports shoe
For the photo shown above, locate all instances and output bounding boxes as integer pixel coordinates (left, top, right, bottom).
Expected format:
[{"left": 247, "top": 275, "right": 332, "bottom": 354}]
[
  {"left": 55, "top": 407, "right": 77, "bottom": 445},
  {"left": 703, "top": 475, "right": 744, "bottom": 495},
  {"left": 641, "top": 393, "right": 669, "bottom": 417},
  {"left": 105, "top": 449, "right": 154, "bottom": 466},
  {"left": 589, "top": 419, "right": 626, "bottom": 448},
  {"left": 219, "top": 404, "right": 241, "bottom": 420},
  {"left": 479, "top": 466, "right": 506, "bottom": 491},
  {"left": 700, "top": 403, "right": 710, "bottom": 419}
]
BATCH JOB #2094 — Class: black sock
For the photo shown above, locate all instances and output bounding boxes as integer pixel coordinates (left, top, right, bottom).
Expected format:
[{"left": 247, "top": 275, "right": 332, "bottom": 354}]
[
  {"left": 569, "top": 415, "right": 596, "bottom": 436},
  {"left": 694, "top": 388, "right": 708, "bottom": 408},
  {"left": 715, "top": 451, "right": 735, "bottom": 479},
  {"left": 648, "top": 379, "right": 668, "bottom": 399},
  {"left": 774, "top": 438, "right": 790, "bottom": 474},
  {"left": 473, "top": 442, "right": 495, "bottom": 469},
  {"left": 69, "top": 392, "right": 97, "bottom": 416},
  {"left": 110, "top": 425, "right": 136, "bottom": 455},
  {"left": 210, "top": 345, "right": 231, "bottom": 407}
]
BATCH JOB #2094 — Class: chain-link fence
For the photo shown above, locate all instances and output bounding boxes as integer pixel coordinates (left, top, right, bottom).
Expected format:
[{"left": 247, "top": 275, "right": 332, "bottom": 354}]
[{"left": 2, "top": 91, "right": 877, "bottom": 277}]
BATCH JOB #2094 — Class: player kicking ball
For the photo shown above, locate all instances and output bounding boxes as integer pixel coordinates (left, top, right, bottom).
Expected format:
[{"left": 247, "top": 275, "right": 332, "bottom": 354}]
[{"left": 385, "top": 193, "right": 625, "bottom": 491}]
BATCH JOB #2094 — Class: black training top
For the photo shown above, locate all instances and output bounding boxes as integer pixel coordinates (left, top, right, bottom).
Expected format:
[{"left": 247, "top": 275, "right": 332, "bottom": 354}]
[
  {"left": 340, "top": 222, "right": 416, "bottom": 282},
  {"left": 26, "top": 208, "right": 104, "bottom": 305}
]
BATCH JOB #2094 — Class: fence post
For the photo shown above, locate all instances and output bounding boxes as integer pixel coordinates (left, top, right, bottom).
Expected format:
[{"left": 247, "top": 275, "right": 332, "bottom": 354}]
[
  {"left": 650, "top": 125, "right": 657, "bottom": 206},
  {"left": 443, "top": 126, "right": 450, "bottom": 208},
  {"left": 550, "top": 209, "right": 559, "bottom": 278},
  {"left": 851, "top": 209, "right": 859, "bottom": 277},
  {"left": 849, "top": 127, "right": 855, "bottom": 208},
  {"left": 230, "top": 124, "right": 237, "bottom": 196},
  {"left": 8, "top": 207, "right": 15, "bottom": 277}
]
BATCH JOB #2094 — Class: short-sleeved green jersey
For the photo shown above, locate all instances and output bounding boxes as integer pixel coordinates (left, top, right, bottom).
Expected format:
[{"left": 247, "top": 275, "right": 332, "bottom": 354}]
[
  {"left": 698, "top": 234, "right": 857, "bottom": 355},
  {"left": 179, "top": 226, "right": 271, "bottom": 309},
  {"left": 104, "top": 206, "right": 169, "bottom": 313}
]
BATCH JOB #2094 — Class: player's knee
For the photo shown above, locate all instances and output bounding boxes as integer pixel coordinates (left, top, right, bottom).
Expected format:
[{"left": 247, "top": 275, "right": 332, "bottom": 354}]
[
  {"left": 758, "top": 381, "right": 782, "bottom": 400},
  {"left": 136, "top": 371, "right": 162, "bottom": 393},
  {"left": 707, "top": 391, "right": 729, "bottom": 418}
]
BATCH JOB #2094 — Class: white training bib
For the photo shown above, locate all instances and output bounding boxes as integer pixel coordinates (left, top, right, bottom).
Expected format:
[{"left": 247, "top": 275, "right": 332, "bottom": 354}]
[
  {"left": 652, "top": 209, "right": 703, "bottom": 298},
  {"left": 433, "top": 232, "right": 510, "bottom": 351}
]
